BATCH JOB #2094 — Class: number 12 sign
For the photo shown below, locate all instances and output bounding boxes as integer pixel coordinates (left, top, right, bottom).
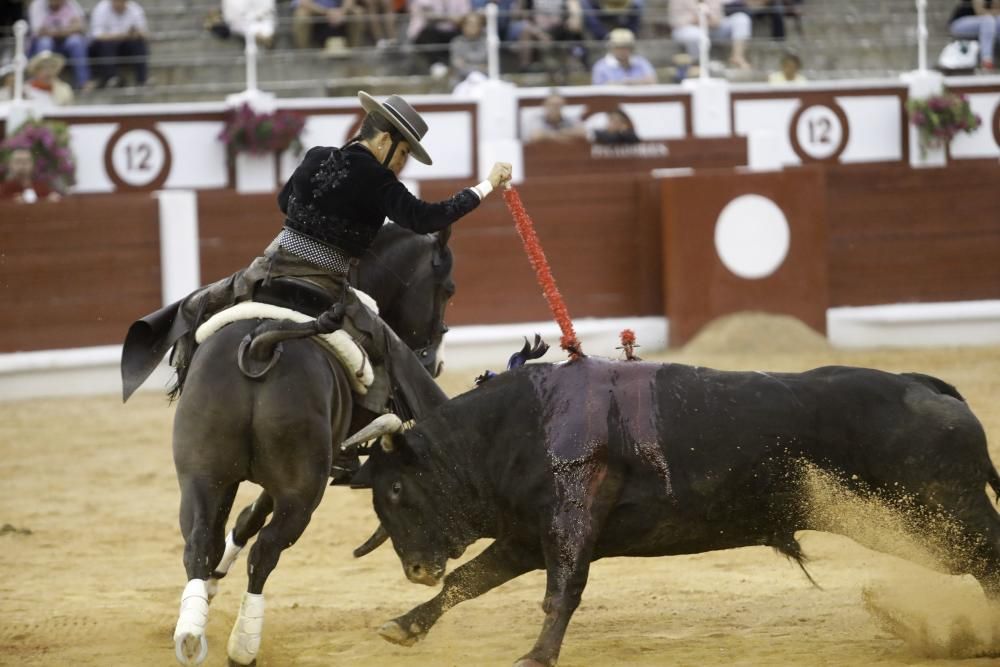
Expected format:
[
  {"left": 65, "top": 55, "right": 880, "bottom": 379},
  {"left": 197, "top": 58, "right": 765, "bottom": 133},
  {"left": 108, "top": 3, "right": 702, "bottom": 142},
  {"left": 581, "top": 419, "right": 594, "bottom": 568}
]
[
  {"left": 108, "top": 127, "right": 170, "bottom": 189},
  {"left": 792, "top": 104, "right": 847, "bottom": 162}
]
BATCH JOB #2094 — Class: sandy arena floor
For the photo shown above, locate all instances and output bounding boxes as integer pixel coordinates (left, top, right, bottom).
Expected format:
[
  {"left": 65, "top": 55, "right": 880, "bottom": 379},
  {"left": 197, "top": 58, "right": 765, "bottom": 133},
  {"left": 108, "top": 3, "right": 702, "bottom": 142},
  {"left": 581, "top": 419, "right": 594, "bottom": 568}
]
[{"left": 2, "top": 315, "right": 1000, "bottom": 667}]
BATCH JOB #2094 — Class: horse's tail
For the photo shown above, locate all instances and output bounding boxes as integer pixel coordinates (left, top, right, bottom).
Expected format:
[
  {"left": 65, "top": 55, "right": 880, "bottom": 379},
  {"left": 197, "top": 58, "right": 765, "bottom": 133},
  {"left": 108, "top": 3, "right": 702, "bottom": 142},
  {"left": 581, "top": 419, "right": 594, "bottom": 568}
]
[{"left": 237, "top": 306, "right": 345, "bottom": 380}]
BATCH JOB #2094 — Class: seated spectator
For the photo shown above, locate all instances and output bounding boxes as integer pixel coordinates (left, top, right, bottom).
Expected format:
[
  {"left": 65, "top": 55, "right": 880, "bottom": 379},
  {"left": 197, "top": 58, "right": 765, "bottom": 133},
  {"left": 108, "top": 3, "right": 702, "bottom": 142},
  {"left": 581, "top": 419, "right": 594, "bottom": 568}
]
[
  {"left": 767, "top": 49, "right": 805, "bottom": 84},
  {"left": 450, "top": 12, "right": 488, "bottom": 82},
  {"left": 591, "top": 27, "right": 656, "bottom": 85},
  {"left": 579, "top": 0, "right": 641, "bottom": 41},
  {"left": 89, "top": 0, "right": 149, "bottom": 87},
  {"left": 360, "top": 0, "right": 399, "bottom": 46},
  {"left": 470, "top": 0, "right": 516, "bottom": 40},
  {"left": 523, "top": 91, "right": 586, "bottom": 142},
  {"left": 27, "top": 0, "right": 93, "bottom": 90},
  {"left": 509, "top": 0, "right": 584, "bottom": 72},
  {"left": 1, "top": 148, "right": 61, "bottom": 203},
  {"left": 949, "top": 0, "right": 1000, "bottom": 71},
  {"left": 592, "top": 107, "right": 639, "bottom": 144},
  {"left": 24, "top": 50, "right": 74, "bottom": 106},
  {"left": 292, "top": 0, "right": 364, "bottom": 49},
  {"left": 670, "top": 0, "right": 751, "bottom": 69},
  {"left": 723, "top": 0, "right": 799, "bottom": 41},
  {"left": 407, "top": 0, "right": 471, "bottom": 67}
]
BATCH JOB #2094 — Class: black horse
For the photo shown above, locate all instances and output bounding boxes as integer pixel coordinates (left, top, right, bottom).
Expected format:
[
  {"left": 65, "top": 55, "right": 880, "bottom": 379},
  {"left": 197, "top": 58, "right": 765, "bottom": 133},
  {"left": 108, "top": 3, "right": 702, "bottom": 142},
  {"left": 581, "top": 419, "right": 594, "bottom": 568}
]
[{"left": 165, "top": 225, "right": 454, "bottom": 667}]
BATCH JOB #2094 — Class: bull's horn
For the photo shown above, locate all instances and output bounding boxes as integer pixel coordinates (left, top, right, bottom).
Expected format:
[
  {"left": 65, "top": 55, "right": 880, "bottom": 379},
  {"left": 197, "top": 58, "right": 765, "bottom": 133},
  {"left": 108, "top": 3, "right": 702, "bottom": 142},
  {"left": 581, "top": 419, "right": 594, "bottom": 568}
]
[
  {"left": 353, "top": 524, "right": 389, "bottom": 558},
  {"left": 341, "top": 414, "right": 403, "bottom": 450}
]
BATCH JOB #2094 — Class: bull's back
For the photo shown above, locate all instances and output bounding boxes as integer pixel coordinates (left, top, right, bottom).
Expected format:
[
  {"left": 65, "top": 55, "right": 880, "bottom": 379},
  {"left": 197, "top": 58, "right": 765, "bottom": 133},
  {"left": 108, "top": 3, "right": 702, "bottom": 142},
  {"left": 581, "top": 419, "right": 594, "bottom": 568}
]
[{"left": 518, "top": 360, "right": 989, "bottom": 557}]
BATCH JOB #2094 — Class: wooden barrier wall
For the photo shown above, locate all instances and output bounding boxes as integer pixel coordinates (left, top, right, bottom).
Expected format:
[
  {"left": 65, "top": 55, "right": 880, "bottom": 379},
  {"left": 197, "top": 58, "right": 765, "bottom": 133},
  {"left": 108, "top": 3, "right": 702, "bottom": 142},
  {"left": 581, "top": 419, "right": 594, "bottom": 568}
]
[
  {"left": 825, "top": 163, "right": 1000, "bottom": 307},
  {"left": 2, "top": 161, "right": 998, "bottom": 355},
  {"left": 0, "top": 195, "right": 161, "bottom": 352}
]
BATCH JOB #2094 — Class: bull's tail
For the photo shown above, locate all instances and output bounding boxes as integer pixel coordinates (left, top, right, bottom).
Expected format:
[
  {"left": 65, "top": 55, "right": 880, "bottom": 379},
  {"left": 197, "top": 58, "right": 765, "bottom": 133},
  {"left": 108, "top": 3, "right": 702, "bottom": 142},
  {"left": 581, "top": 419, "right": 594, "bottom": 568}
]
[{"left": 901, "top": 372, "right": 966, "bottom": 402}]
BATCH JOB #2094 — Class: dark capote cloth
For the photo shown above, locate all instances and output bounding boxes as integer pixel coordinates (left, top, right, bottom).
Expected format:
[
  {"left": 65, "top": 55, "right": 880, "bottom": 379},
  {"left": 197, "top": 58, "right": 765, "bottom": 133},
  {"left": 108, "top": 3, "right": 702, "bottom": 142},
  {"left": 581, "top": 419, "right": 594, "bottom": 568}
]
[{"left": 278, "top": 143, "right": 480, "bottom": 257}]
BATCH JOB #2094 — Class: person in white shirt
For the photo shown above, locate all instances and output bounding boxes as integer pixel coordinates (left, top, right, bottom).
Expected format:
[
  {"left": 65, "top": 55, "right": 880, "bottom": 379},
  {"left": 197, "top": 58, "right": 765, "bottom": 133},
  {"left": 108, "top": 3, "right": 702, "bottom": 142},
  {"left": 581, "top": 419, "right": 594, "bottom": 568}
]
[{"left": 89, "top": 0, "right": 149, "bottom": 87}]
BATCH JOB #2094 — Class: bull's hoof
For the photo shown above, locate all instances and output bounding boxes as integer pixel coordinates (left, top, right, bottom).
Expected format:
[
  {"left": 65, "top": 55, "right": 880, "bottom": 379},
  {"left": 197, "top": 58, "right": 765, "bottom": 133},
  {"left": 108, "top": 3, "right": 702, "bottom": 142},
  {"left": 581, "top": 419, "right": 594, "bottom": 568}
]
[
  {"left": 513, "top": 659, "right": 552, "bottom": 667},
  {"left": 174, "top": 631, "right": 208, "bottom": 666},
  {"left": 378, "top": 619, "right": 424, "bottom": 647}
]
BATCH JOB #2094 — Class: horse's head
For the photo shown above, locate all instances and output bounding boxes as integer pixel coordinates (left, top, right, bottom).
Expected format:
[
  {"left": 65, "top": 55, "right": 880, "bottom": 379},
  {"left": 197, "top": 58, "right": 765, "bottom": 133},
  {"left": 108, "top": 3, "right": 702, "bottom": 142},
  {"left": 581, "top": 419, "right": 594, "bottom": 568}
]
[{"left": 357, "top": 224, "right": 455, "bottom": 378}]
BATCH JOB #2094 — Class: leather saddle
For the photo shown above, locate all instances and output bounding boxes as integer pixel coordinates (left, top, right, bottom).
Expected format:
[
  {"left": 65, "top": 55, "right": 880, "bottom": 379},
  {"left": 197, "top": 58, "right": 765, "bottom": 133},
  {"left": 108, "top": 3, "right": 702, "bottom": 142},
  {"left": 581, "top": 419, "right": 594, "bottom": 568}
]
[{"left": 251, "top": 277, "right": 338, "bottom": 317}]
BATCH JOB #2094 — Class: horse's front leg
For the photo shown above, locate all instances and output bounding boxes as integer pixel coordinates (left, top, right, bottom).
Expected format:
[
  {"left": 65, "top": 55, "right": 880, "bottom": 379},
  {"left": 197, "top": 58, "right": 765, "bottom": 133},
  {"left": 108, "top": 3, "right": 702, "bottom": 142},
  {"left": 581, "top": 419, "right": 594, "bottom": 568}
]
[{"left": 379, "top": 539, "right": 542, "bottom": 646}]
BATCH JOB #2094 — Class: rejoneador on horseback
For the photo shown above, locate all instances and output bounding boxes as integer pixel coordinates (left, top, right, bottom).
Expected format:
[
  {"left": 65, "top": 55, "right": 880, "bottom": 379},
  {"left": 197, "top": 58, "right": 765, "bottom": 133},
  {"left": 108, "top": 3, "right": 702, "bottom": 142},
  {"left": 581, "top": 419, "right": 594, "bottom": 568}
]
[{"left": 121, "top": 91, "right": 512, "bottom": 667}]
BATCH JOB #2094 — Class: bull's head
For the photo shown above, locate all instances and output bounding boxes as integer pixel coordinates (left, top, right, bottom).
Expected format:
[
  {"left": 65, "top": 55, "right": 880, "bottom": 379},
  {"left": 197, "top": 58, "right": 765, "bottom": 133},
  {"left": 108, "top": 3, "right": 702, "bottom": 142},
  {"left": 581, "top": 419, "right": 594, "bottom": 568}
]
[{"left": 344, "top": 417, "right": 473, "bottom": 586}]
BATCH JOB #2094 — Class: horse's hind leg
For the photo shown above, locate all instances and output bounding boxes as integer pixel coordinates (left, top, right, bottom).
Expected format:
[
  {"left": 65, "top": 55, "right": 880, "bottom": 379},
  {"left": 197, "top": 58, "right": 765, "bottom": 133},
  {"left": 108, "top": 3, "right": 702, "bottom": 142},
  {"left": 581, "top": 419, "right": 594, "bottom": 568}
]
[
  {"left": 207, "top": 492, "right": 274, "bottom": 600},
  {"left": 173, "top": 476, "right": 238, "bottom": 666},
  {"left": 227, "top": 480, "right": 327, "bottom": 666}
]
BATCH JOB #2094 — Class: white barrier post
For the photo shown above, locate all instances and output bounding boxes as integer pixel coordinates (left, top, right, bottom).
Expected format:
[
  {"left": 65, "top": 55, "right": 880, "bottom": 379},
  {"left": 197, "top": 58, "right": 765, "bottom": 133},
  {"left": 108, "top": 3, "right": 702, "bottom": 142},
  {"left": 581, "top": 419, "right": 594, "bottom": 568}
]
[
  {"left": 7, "top": 20, "right": 35, "bottom": 132},
  {"left": 486, "top": 3, "right": 500, "bottom": 81},
  {"left": 901, "top": 0, "right": 944, "bottom": 168},
  {"left": 154, "top": 190, "right": 201, "bottom": 306},
  {"left": 698, "top": 0, "right": 710, "bottom": 80},
  {"left": 916, "top": 0, "right": 928, "bottom": 73},
  {"left": 683, "top": 2, "right": 731, "bottom": 138}
]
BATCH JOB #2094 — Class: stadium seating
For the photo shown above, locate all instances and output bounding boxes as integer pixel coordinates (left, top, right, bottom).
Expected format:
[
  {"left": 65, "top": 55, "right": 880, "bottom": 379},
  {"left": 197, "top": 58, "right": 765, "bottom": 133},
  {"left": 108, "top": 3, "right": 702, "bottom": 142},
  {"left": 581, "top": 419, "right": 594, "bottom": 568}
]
[{"left": 0, "top": 0, "right": 964, "bottom": 103}]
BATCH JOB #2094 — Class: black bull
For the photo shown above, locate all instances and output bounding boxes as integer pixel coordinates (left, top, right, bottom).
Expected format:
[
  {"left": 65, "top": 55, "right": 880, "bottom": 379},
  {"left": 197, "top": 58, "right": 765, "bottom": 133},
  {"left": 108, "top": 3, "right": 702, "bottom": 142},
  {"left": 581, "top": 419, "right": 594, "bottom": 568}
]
[{"left": 363, "top": 357, "right": 1000, "bottom": 667}]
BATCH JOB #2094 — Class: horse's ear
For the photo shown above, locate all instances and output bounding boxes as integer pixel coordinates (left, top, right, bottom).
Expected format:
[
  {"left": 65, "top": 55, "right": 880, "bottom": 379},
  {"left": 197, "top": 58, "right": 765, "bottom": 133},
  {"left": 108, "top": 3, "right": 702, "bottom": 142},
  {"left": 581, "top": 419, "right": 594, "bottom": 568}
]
[{"left": 435, "top": 227, "right": 452, "bottom": 248}]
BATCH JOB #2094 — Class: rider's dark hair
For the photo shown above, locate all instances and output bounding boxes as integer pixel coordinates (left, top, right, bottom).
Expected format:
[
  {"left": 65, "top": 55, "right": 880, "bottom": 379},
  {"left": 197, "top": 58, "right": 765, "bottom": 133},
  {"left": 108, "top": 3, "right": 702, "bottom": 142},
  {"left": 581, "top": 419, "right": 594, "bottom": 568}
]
[{"left": 345, "top": 112, "right": 404, "bottom": 147}]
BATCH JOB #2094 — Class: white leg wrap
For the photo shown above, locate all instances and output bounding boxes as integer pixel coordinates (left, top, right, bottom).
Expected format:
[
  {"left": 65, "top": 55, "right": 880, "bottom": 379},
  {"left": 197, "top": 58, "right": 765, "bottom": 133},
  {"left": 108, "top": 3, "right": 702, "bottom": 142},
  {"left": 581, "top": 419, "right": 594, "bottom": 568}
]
[
  {"left": 214, "top": 532, "right": 243, "bottom": 576},
  {"left": 227, "top": 592, "right": 265, "bottom": 665},
  {"left": 173, "top": 579, "right": 209, "bottom": 665}
]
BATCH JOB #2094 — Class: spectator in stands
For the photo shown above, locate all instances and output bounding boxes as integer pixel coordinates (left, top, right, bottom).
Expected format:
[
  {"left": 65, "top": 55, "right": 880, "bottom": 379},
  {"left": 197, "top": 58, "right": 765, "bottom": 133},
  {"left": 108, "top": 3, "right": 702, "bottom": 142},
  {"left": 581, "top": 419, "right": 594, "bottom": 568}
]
[
  {"left": 579, "top": 0, "right": 642, "bottom": 41},
  {"left": 592, "top": 107, "right": 639, "bottom": 144},
  {"left": 523, "top": 91, "right": 586, "bottom": 142},
  {"left": 361, "top": 0, "right": 399, "bottom": 46},
  {"left": 509, "top": 0, "right": 584, "bottom": 72},
  {"left": 292, "top": 0, "right": 364, "bottom": 49},
  {"left": 723, "top": 0, "right": 799, "bottom": 40},
  {"left": 450, "top": 12, "right": 489, "bottom": 82},
  {"left": 27, "top": 0, "right": 93, "bottom": 90},
  {"left": 767, "top": 49, "right": 805, "bottom": 84},
  {"left": 470, "top": 0, "right": 516, "bottom": 40},
  {"left": 24, "top": 49, "right": 74, "bottom": 106},
  {"left": 670, "top": 0, "right": 751, "bottom": 69},
  {"left": 591, "top": 27, "right": 655, "bottom": 84},
  {"left": 407, "top": 0, "right": 471, "bottom": 67},
  {"left": 949, "top": 0, "right": 1000, "bottom": 71},
  {"left": 1, "top": 148, "right": 61, "bottom": 203},
  {"left": 89, "top": 0, "right": 149, "bottom": 87}
]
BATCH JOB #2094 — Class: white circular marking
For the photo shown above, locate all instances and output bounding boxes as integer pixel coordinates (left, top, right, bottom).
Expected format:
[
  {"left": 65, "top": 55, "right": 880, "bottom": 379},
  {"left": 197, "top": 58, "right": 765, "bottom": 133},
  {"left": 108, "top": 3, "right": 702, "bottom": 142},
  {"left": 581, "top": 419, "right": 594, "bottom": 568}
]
[
  {"left": 795, "top": 105, "right": 843, "bottom": 160},
  {"left": 714, "top": 194, "right": 790, "bottom": 280},
  {"left": 110, "top": 128, "right": 167, "bottom": 187}
]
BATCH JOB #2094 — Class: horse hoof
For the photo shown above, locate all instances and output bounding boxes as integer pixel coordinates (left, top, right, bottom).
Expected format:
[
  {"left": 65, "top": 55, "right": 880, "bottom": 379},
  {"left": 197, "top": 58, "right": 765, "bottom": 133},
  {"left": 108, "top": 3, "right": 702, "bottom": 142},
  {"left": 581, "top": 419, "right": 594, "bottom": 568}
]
[
  {"left": 174, "top": 631, "right": 208, "bottom": 665},
  {"left": 378, "top": 620, "right": 421, "bottom": 647},
  {"left": 513, "top": 658, "right": 551, "bottom": 667}
]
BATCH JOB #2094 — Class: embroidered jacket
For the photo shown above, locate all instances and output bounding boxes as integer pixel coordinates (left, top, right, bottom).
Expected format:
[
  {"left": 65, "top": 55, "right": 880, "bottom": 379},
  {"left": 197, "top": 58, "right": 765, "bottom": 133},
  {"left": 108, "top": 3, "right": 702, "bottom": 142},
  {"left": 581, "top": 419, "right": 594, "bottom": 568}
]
[{"left": 278, "top": 143, "right": 480, "bottom": 257}]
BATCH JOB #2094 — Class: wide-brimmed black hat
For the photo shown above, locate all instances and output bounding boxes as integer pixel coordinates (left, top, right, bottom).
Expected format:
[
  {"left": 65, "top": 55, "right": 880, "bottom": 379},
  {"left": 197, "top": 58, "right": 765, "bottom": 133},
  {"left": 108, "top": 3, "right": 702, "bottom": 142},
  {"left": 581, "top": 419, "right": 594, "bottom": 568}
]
[{"left": 358, "top": 91, "right": 432, "bottom": 165}]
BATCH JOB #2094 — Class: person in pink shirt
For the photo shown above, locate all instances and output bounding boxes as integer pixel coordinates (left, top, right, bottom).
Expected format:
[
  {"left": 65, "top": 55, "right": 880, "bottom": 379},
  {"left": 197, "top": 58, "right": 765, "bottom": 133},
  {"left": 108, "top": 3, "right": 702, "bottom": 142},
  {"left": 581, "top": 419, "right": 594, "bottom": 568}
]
[{"left": 27, "top": 0, "right": 93, "bottom": 90}]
